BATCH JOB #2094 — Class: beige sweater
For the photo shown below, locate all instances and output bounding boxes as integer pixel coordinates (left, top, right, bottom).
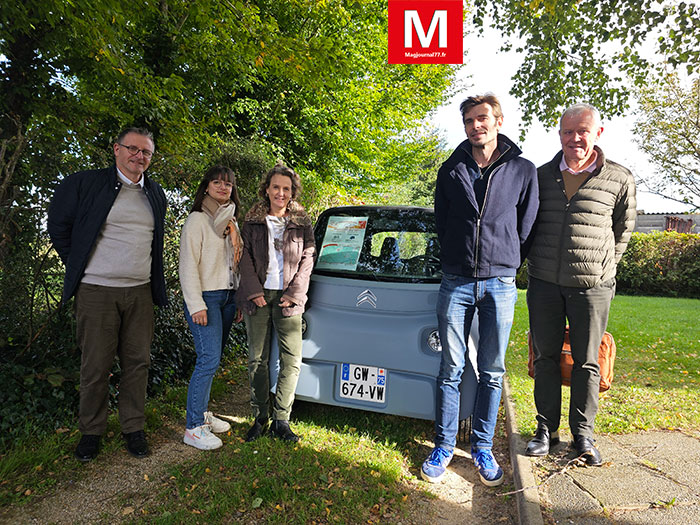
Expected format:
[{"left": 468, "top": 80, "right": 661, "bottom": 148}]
[
  {"left": 179, "top": 211, "right": 236, "bottom": 314},
  {"left": 82, "top": 183, "right": 154, "bottom": 287}
]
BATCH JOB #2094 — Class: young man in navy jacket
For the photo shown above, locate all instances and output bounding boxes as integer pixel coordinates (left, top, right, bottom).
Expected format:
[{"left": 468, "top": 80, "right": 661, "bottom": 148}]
[{"left": 422, "top": 94, "right": 539, "bottom": 486}]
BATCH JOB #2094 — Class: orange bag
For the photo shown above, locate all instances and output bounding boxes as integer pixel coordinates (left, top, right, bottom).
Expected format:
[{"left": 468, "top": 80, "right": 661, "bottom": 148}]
[{"left": 527, "top": 328, "right": 616, "bottom": 392}]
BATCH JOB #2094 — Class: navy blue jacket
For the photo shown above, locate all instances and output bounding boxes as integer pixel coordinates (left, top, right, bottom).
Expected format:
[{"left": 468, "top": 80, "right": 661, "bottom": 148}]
[
  {"left": 434, "top": 134, "right": 539, "bottom": 278},
  {"left": 48, "top": 165, "right": 168, "bottom": 306}
]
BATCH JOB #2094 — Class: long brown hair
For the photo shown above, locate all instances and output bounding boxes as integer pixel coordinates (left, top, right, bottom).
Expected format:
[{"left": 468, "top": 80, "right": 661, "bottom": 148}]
[
  {"left": 191, "top": 165, "right": 241, "bottom": 219},
  {"left": 257, "top": 163, "right": 302, "bottom": 211}
]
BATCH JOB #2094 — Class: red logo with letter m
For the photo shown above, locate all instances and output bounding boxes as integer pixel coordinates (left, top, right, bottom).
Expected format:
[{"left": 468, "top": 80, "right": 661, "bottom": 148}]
[{"left": 388, "top": 0, "right": 463, "bottom": 64}]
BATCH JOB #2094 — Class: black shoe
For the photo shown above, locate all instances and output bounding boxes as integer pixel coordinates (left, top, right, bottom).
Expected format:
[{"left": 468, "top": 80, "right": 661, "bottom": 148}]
[
  {"left": 75, "top": 434, "right": 101, "bottom": 462},
  {"left": 268, "top": 420, "right": 300, "bottom": 442},
  {"left": 123, "top": 430, "right": 149, "bottom": 458},
  {"left": 245, "top": 416, "right": 269, "bottom": 442},
  {"left": 526, "top": 424, "right": 560, "bottom": 456},
  {"left": 572, "top": 435, "right": 602, "bottom": 466}
]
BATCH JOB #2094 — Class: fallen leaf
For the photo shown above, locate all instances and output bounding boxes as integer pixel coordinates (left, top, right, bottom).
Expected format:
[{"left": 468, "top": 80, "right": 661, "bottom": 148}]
[
  {"left": 122, "top": 507, "right": 134, "bottom": 515},
  {"left": 252, "top": 497, "right": 263, "bottom": 509}
]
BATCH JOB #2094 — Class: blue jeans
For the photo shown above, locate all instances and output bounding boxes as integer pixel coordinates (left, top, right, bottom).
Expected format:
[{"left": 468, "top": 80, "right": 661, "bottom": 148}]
[
  {"left": 185, "top": 289, "right": 237, "bottom": 429},
  {"left": 434, "top": 274, "right": 517, "bottom": 451}
]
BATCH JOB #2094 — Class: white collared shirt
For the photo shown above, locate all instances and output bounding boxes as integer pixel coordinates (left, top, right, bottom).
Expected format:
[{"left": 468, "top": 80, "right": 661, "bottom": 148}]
[
  {"left": 116, "top": 167, "right": 145, "bottom": 188},
  {"left": 559, "top": 150, "right": 598, "bottom": 175}
]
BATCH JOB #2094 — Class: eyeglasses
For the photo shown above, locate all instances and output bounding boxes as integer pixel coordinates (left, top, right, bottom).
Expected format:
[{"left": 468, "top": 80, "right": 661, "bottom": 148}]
[
  {"left": 118, "top": 143, "right": 154, "bottom": 159},
  {"left": 211, "top": 179, "right": 233, "bottom": 189}
]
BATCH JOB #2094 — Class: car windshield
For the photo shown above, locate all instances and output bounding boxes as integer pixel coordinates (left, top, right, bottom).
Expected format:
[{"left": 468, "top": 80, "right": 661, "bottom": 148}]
[{"left": 313, "top": 207, "right": 441, "bottom": 283}]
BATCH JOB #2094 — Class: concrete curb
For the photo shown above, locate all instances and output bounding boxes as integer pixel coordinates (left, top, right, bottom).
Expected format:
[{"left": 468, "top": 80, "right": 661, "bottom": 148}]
[{"left": 503, "top": 377, "right": 544, "bottom": 525}]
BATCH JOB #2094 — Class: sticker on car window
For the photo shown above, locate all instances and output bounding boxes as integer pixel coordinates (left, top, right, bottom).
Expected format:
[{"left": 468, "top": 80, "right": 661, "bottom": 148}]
[{"left": 316, "top": 216, "right": 368, "bottom": 271}]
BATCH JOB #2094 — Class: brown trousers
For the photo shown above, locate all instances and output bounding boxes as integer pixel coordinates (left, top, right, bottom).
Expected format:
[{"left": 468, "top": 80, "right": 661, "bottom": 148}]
[{"left": 75, "top": 283, "right": 154, "bottom": 435}]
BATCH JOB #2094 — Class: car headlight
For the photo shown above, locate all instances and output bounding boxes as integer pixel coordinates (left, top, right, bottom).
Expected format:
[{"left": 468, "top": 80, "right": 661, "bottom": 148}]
[{"left": 427, "top": 330, "right": 441, "bottom": 352}]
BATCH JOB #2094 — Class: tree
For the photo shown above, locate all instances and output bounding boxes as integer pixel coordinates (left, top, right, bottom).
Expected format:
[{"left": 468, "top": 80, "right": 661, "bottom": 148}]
[
  {"left": 633, "top": 73, "right": 700, "bottom": 211},
  {"left": 0, "top": 0, "right": 458, "bottom": 442},
  {"left": 470, "top": 0, "right": 700, "bottom": 128}
]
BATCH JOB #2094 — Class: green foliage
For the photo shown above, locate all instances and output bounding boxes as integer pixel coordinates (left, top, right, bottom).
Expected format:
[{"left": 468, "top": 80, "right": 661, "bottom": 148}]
[
  {"left": 633, "top": 74, "right": 700, "bottom": 210},
  {"left": 0, "top": 1, "right": 455, "bottom": 447},
  {"left": 471, "top": 0, "right": 700, "bottom": 131},
  {"left": 0, "top": 190, "right": 80, "bottom": 448},
  {"left": 616, "top": 231, "right": 700, "bottom": 298},
  {"left": 516, "top": 261, "right": 529, "bottom": 290}
]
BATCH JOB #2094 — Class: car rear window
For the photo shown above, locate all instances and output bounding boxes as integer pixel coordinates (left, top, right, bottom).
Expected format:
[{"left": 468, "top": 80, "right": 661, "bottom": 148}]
[{"left": 313, "top": 207, "right": 441, "bottom": 283}]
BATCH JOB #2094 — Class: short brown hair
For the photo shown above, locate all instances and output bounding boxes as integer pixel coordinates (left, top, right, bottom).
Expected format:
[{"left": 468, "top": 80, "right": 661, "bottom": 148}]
[
  {"left": 258, "top": 162, "right": 302, "bottom": 205},
  {"left": 459, "top": 94, "right": 503, "bottom": 122}
]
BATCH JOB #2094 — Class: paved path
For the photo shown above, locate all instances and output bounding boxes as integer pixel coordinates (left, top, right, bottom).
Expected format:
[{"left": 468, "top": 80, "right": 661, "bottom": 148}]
[{"left": 504, "top": 379, "right": 700, "bottom": 525}]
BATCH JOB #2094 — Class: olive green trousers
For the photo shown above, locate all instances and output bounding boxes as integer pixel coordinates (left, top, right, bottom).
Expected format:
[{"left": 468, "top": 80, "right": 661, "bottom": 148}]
[{"left": 244, "top": 289, "right": 303, "bottom": 421}]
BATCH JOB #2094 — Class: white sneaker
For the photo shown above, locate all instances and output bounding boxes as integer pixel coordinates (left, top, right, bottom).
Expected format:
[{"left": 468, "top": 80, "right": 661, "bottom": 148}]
[
  {"left": 204, "top": 411, "right": 231, "bottom": 433},
  {"left": 184, "top": 425, "right": 222, "bottom": 450}
]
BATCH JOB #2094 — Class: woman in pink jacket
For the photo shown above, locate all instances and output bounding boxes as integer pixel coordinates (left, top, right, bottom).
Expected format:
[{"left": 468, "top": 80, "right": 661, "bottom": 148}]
[{"left": 237, "top": 163, "right": 316, "bottom": 443}]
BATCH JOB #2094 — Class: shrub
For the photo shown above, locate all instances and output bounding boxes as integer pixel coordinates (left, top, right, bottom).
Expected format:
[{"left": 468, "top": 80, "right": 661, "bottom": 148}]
[
  {"left": 516, "top": 261, "right": 528, "bottom": 289},
  {"left": 616, "top": 231, "right": 700, "bottom": 298}
]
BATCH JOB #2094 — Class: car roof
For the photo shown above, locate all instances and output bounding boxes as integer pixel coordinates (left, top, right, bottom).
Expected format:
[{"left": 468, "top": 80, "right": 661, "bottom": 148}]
[{"left": 319, "top": 205, "right": 434, "bottom": 214}]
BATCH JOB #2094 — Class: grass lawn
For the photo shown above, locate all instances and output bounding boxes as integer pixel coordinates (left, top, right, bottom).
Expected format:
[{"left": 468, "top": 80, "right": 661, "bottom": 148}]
[
  {"left": 134, "top": 371, "right": 439, "bottom": 524},
  {"left": 507, "top": 291, "right": 700, "bottom": 438},
  {"left": 1, "top": 358, "right": 444, "bottom": 523}
]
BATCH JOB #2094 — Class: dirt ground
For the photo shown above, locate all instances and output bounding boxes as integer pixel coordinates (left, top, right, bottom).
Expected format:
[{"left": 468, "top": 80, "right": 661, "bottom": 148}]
[{"left": 0, "top": 383, "right": 517, "bottom": 525}]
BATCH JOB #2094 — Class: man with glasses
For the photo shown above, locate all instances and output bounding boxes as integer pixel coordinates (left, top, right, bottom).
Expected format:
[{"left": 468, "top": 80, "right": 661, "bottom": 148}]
[{"left": 48, "top": 127, "right": 167, "bottom": 461}]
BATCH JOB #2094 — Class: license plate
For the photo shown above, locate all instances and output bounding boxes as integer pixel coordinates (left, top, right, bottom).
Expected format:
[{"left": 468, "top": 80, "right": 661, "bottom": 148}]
[{"left": 339, "top": 363, "right": 386, "bottom": 403}]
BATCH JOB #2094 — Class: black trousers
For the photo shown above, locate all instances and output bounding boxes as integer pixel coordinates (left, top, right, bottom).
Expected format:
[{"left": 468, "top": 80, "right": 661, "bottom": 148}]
[{"left": 527, "top": 277, "right": 615, "bottom": 438}]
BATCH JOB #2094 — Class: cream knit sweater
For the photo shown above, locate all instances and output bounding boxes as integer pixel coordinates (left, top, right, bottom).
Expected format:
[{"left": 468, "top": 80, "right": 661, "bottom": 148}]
[{"left": 179, "top": 211, "right": 236, "bottom": 314}]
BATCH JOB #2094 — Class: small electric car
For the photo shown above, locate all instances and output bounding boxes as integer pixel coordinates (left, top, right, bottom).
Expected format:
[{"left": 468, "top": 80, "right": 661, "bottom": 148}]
[{"left": 272, "top": 205, "right": 478, "bottom": 423}]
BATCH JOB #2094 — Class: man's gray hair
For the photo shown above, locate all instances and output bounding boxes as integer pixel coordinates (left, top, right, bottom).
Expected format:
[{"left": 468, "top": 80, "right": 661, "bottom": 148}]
[{"left": 560, "top": 103, "right": 602, "bottom": 129}]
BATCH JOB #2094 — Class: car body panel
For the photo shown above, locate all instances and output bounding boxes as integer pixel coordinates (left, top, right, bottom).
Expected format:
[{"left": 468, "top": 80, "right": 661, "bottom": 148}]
[{"left": 269, "top": 206, "right": 478, "bottom": 421}]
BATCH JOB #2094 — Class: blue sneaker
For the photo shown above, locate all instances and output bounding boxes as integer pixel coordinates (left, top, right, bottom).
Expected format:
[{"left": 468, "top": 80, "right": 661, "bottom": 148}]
[
  {"left": 421, "top": 447, "right": 454, "bottom": 483},
  {"left": 473, "top": 449, "right": 504, "bottom": 486}
]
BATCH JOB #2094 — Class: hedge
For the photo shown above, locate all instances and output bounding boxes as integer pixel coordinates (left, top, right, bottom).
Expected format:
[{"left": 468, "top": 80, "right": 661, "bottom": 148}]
[
  {"left": 516, "top": 231, "right": 700, "bottom": 299},
  {"left": 616, "top": 231, "right": 700, "bottom": 298}
]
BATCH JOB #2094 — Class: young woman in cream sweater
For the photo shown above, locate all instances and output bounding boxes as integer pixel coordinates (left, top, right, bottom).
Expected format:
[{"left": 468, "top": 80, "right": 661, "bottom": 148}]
[{"left": 179, "top": 165, "right": 243, "bottom": 450}]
